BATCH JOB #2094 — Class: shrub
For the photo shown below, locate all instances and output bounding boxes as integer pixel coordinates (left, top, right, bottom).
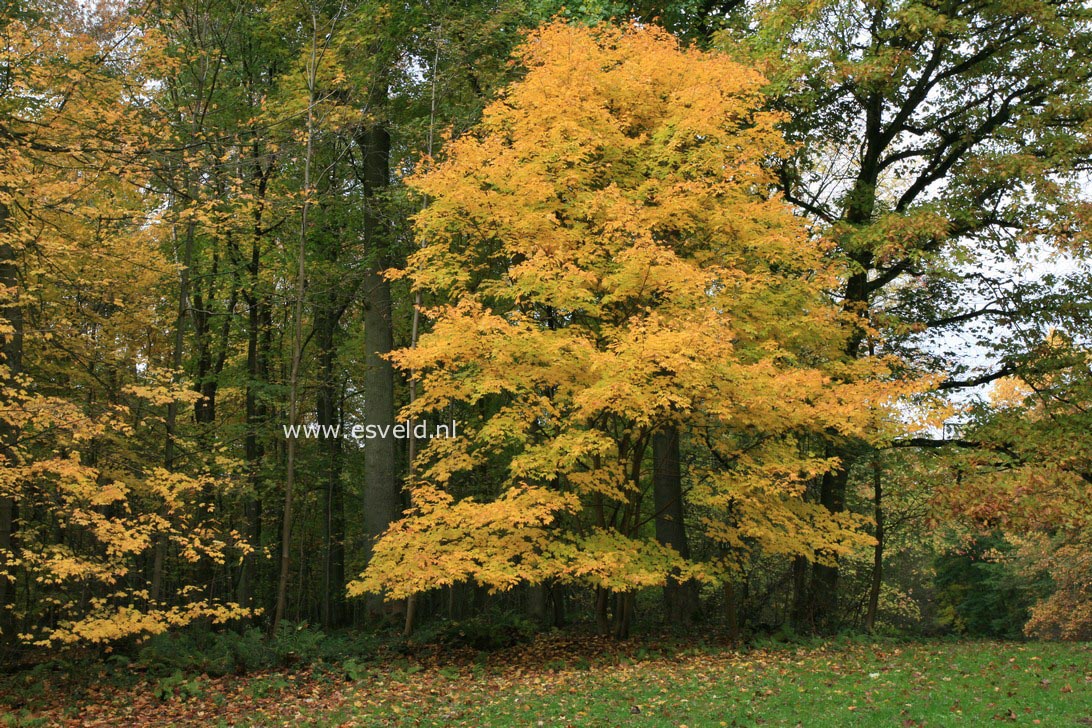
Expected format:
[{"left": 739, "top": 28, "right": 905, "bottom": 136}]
[{"left": 421, "top": 610, "right": 539, "bottom": 651}]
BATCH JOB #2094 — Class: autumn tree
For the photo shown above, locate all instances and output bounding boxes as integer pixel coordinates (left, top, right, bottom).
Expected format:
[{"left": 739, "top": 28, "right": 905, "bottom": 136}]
[
  {"left": 0, "top": 0, "right": 252, "bottom": 649},
  {"left": 351, "top": 21, "right": 914, "bottom": 636},
  {"left": 699, "top": 0, "right": 1092, "bottom": 629}
]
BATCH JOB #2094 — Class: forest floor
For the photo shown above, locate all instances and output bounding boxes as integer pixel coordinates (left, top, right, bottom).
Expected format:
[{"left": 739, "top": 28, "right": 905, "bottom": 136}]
[{"left": 2, "top": 636, "right": 1090, "bottom": 727}]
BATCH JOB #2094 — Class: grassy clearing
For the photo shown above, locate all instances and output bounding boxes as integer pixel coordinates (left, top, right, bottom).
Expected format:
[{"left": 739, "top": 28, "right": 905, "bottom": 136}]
[{"left": 4, "top": 638, "right": 1090, "bottom": 726}]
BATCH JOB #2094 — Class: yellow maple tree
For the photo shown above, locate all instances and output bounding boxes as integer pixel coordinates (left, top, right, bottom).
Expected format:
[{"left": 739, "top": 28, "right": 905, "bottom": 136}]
[
  {"left": 346, "top": 20, "right": 915, "bottom": 627},
  {"left": 0, "top": 1, "right": 251, "bottom": 646}
]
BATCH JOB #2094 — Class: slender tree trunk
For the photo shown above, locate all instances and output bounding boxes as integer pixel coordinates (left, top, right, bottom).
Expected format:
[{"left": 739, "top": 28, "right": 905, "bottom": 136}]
[
  {"left": 653, "top": 426, "right": 698, "bottom": 625},
  {"left": 0, "top": 496, "right": 12, "bottom": 644},
  {"left": 274, "top": 14, "right": 322, "bottom": 631},
  {"left": 402, "top": 590, "right": 417, "bottom": 638},
  {"left": 402, "top": 277, "right": 421, "bottom": 637},
  {"left": 240, "top": 284, "right": 270, "bottom": 615},
  {"left": 239, "top": 137, "right": 273, "bottom": 615},
  {"left": 865, "top": 456, "right": 884, "bottom": 633},
  {"left": 550, "top": 583, "right": 566, "bottom": 628},
  {"left": 239, "top": 495, "right": 261, "bottom": 611},
  {"left": 191, "top": 248, "right": 236, "bottom": 605},
  {"left": 189, "top": 258, "right": 218, "bottom": 428},
  {"left": 0, "top": 200, "right": 22, "bottom": 643},
  {"left": 526, "top": 583, "right": 547, "bottom": 624},
  {"left": 239, "top": 282, "right": 265, "bottom": 613},
  {"left": 317, "top": 311, "right": 345, "bottom": 627}
]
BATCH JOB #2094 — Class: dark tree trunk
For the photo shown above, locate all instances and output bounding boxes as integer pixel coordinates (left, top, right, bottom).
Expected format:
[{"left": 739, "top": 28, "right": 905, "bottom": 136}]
[
  {"left": 0, "top": 200, "right": 22, "bottom": 643},
  {"left": 550, "top": 582, "right": 566, "bottom": 628},
  {"left": 316, "top": 309, "right": 345, "bottom": 627},
  {"left": 192, "top": 246, "right": 236, "bottom": 605},
  {"left": 807, "top": 465, "right": 849, "bottom": 632},
  {"left": 238, "top": 272, "right": 268, "bottom": 615},
  {"left": 653, "top": 426, "right": 699, "bottom": 625},
  {"left": 235, "top": 88, "right": 276, "bottom": 621},
  {"left": 724, "top": 579, "right": 739, "bottom": 643},
  {"left": 595, "top": 587, "right": 610, "bottom": 635},
  {"left": 612, "top": 591, "right": 634, "bottom": 640},
  {"left": 275, "top": 37, "right": 320, "bottom": 630},
  {"left": 526, "top": 582, "right": 547, "bottom": 624},
  {"left": 157, "top": 179, "right": 198, "bottom": 606},
  {"left": 865, "top": 457, "right": 884, "bottom": 633},
  {"left": 799, "top": 103, "right": 880, "bottom": 630}
]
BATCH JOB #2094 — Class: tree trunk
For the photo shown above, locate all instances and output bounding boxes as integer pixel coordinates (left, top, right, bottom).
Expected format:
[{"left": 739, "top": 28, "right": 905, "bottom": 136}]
[
  {"left": 595, "top": 587, "right": 610, "bottom": 635},
  {"left": 724, "top": 579, "right": 740, "bottom": 643},
  {"left": 653, "top": 426, "right": 699, "bottom": 625},
  {"left": 317, "top": 310, "right": 345, "bottom": 628},
  {"left": 612, "top": 591, "right": 634, "bottom": 640},
  {"left": 807, "top": 463, "right": 849, "bottom": 632},
  {"left": 274, "top": 17, "right": 320, "bottom": 631},
  {"left": 157, "top": 170, "right": 198, "bottom": 606},
  {"left": 240, "top": 278, "right": 271, "bottom": 613},
  {"left": 797, "top": 152, "right": 877, "bottom": 631},
  {"left": 550, "top": 583, "right": 566, "bottom": 628},
  {"left": 238, "top": 281, "right": 266, "bottom": 614},
  {"left": 402, "top": 28, "right": 443, "bottom": 638},
  {"left": 238, "top": 135, "right": 274, "bottom": 617},
  {"left": 0, "top": 200, "right": 22, "bottom": 643},
  {"left": 865, "top": 456, "right": 883, "bottom": 633},
  {"left": 359, "top": 121, "right": 399, "bottom": 619}
]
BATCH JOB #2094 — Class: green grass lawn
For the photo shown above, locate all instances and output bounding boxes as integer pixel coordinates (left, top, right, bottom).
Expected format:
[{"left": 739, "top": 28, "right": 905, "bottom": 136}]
[
  {"left": 5, "top": 638, "right": 1091, "bottom": 726},
  {"left": 332, "top": 640, "right": 1092, "bottom": 727}
]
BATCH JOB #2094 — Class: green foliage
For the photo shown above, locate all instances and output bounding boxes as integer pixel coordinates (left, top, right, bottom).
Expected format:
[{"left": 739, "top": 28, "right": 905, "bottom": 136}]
[
  {"left": 138, "top": 628, "right": 256, "bottom": 677},
  {"left": 747, "top": 621, "right": 801, "bottom": 648},
  {"left": 153, "top": 670, "right": 205, "bottom": 702},
  {"left": 416, "top": 610, "right": 539, "bottom": 651},
  {"left": 267, "top": 621, "right": 327, "bottom": 665},
  {"left": 340, "top": 657, "right": 370, "bottom": 682},
  {"left": 934, "top": 535, "right": 1038, "bottom": 638},
  {"left": 134, "top": 623, "right": 380, "bottom": 677}
]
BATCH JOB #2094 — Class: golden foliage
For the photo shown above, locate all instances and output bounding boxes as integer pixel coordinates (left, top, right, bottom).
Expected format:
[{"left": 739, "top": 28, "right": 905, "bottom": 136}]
[
  {"left": 0, "top": 2, "right": 251, "bottom": 645},
  {"left": 358, "top": 21, "right": 918, "bottom": 601}
]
